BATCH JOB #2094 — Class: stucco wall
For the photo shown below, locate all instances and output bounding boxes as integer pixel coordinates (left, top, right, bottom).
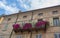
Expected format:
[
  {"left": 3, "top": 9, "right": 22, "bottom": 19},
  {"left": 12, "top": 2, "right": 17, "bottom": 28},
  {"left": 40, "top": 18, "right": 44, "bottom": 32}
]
[{"left": 0, "top": 6, "right": 60, "bottom": 38}]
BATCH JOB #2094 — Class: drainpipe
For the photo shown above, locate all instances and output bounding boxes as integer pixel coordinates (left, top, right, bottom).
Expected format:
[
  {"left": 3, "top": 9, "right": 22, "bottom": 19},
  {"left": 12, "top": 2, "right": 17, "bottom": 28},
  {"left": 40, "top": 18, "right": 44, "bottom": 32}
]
[
  {"left": 9, "top": 13, "right": 19, "bottom": 38},
  {"left": 30, "top": 31, "right": 32, "bottom": 38},
  {"left": 31, "top": 11, "right": 33, "bottom": 20},
  {"left": 30, "top": 11, "right": 33, "bottom": 38}
]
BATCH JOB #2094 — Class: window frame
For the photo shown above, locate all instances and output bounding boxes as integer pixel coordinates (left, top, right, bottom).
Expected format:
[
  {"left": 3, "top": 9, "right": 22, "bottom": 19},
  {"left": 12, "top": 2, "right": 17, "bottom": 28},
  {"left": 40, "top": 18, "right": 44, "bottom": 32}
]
[
  {"left": 16, "top": 35, "right": 22, "bottom": 38},
  {"left": 54, "top": 33, "right": 60, "bottom": 38},
  {"left": 23, "top": 15, "right": 27, "bottom": 18},
  {"left": 0, "top": 35, "right": 3, "bottom": 38},
  {"left": 38, "top": 19, "right": 43, "bottom": 22},
  {"left": 36, "top": 34, "right": 42, "bottom": 38},
  {"left": 52, "top": 10, "right": 58, "bottom": 14},
  {"left": 38, "top": 13, "right": 43, "bottom": 16},
  {"left": 8, "top": 18, "right": 11, "bottom": 21},
  {"left": 53, "top": 17, "right": 60, "bottom": 26}
]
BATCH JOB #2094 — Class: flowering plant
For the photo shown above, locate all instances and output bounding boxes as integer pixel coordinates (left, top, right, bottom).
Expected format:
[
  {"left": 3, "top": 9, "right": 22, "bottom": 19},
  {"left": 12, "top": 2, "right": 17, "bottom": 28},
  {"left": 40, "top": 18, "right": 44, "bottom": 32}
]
[
  {"left": 23, "top": 23, "right": 32, "bottom": 30},
  {"left": 13, "top": 24, "right": 20, "bottom": 30},
  {"left": 35, "top": 21, "right": 47, "bottom": 28}
]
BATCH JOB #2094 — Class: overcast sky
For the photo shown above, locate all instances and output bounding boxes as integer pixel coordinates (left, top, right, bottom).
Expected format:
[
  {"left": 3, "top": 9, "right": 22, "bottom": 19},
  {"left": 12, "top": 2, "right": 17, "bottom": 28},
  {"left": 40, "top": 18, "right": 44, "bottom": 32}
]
[{"left": 0, "top": 0, "right": 60, "bottom": 15}]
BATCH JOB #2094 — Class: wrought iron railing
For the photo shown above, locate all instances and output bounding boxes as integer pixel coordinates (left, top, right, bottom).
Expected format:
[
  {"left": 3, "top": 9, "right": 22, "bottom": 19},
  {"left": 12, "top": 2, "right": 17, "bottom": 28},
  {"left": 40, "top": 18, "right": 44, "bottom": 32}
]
[{"left": 13, "top": 20, "right": 49, "bottom": 33}]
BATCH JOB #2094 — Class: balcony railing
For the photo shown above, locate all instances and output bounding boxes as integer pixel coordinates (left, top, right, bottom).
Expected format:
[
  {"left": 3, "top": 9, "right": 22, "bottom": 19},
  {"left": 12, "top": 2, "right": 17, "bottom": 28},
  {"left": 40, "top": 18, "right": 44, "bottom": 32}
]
[{"left": 13, "top": 20, "right": 49, "bottom": 33}]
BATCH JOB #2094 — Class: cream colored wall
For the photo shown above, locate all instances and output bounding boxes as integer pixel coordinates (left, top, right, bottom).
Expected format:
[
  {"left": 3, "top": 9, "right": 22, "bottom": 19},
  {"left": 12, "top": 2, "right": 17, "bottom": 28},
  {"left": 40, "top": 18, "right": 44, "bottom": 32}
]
[
  {"left": 17, "top": 12, "right": 32, "bottom": 21},
  {"left": 1, "top": 16, "right": 8, "bottom": 24},
  {"left": 6, "top": 14, "right": 17, "bottom": 23},
  {"left": 1, "top": 14, "right": 17, "bottom": 24},
  {"left": 0, "top": 6, "right": 60, "bottom": 38},
  {"left": 0, "top": 23, "right": 14, "bottom": 38}
]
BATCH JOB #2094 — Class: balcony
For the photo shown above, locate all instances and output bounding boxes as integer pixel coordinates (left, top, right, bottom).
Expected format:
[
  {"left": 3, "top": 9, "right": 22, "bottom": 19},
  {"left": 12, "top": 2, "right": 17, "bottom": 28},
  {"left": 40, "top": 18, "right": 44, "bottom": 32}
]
[{"left": 13, "top": 20, "right": 49, "bottom": 33}]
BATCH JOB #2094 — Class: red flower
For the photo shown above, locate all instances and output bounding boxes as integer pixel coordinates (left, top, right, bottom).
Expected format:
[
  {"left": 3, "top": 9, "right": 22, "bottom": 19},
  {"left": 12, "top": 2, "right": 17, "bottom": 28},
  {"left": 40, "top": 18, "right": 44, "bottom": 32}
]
[
  {"left": 13, "top": 24, "right": 20, "bottom": 30},
  {"left": 23, "top": 23, "right": 32, "bottom": 30},
  {"left": 35, "top": 21, "right": 47, "bottom": 28}
]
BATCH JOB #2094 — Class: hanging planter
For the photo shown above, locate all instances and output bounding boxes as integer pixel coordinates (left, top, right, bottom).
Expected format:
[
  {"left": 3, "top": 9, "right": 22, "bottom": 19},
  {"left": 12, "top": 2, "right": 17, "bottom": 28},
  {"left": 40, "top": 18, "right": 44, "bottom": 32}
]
[
  {"left": 13, "top": 24, "right": 20, "bottom": 30},
  {"left": 23, "top": 23, "right": 32, "bottom": 31},
  {"left": 35, "top": 21, "right": 47, "bottom": 29}
]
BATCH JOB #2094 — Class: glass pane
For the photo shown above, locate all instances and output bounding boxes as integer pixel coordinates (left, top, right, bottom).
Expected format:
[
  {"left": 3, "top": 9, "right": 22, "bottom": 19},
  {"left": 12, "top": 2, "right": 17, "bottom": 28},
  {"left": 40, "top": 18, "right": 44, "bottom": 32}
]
[
  {"left": 0, "top": 36, "right": 3, "bottom": 38},
  {"left": 39, "top": 34, "right": 41, "bottom": 38},
  {"left": 54, "top": 34, "right": 57, "bottom": 38},
  {"left": 36, "top": 35, "right": 38, "bottom": 38},
  {"left": 16, "top": 35, "right": 21, "bottom": 38},
  {"left": 36, "top": 34, "right": 41, "bottom": 38},
  {"left": 59, "top": 34, "right": 60, "bottom": 38},
  {"left": 56, "top": 19, "right": 60, "bottom": 26},
  {"left": 53, "top": 18, "right": 59, "bottom": 26},
  {"left": 53, "top": 19, "right": 56, "bottom": 26}
]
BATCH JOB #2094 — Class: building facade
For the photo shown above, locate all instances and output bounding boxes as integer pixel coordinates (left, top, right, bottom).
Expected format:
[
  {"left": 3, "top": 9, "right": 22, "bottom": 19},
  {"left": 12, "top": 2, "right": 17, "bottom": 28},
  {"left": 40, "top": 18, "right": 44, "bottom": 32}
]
[{"left": 0, "top": 5, "right": 60, "bottom": 38}]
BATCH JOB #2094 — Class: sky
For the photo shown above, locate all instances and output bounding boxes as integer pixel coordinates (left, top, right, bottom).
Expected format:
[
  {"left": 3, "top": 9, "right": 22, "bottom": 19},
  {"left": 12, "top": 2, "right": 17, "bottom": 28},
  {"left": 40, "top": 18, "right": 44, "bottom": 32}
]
[{"left": 0, "top": 0, "right": 60, "bottom": 15}]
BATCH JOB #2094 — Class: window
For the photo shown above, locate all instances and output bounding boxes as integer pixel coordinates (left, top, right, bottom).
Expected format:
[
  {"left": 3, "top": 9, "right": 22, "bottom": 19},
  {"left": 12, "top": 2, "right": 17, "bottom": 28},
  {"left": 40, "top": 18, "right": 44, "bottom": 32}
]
[
  {"left": 52, "top": 10, "right": 58, "bottom": 14},
  {"left": 38, "top": 19, "right": 43, "bottom": 22},
  {"left": 38, "top": 13, "right": 43, "bottom": 16},
  {"left": 22, "top": 22, "right": 25, "bottom": 26},
  {"left": 53, "top": 17, "right": 60, "bottom": 26},
  {"left": 8, "top": 18, "right": 11, "bottom": 21},
  {"left": 2, "top": 24, "right": 8, "bottom": 31},
  {"left": 23, "top": 16, "right": 27, "bottom": 18},
  {"left": 16, "top": 35, "right": 22, "bottom": 38},
  {"left": 54, "top": 33, "right": 60, "bottom": 38},
  {"left": 36, "top": 34, "right": 42, "bottom": 38},
  {"left": 0, "top": 36, "right": 3, "bottom": 38}
]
